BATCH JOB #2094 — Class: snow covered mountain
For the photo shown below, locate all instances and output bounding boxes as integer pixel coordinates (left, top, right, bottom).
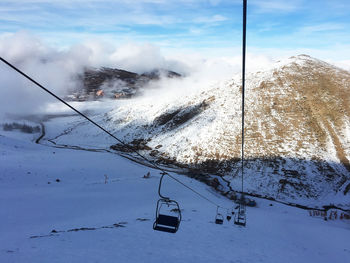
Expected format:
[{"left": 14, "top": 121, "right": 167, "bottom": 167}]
[
  {"left": 103, "top": 55, "right": 350, "bottom": 208},
  {"left": 1, "top": 54, "right": 350, "bottom": 263},
  {"left": 67, "top": 67, "right": 181, "bottom": 101}
]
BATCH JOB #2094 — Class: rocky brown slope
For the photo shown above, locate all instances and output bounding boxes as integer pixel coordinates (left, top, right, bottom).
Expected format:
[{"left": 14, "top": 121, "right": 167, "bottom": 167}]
[
  {"left": 67, "top": 67, "right": 181, "bottom": 101},
  {"left": 107, "top": 55, "right": 350, "bottom": 207}
]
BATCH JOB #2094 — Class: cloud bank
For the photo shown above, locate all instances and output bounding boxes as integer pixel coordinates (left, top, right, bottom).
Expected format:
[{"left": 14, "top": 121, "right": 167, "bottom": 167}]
[
  {"left": 4, "top": 31, "right": 349, "bottom": 120},
  {"left": 0, "top": 32, "right": 189, "bottom": 117}
]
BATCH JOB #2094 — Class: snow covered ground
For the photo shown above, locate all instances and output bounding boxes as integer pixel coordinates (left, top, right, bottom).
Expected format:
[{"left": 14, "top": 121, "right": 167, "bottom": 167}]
[
  {"left": 1, "top": 127, "right": 349, "bottom": 263},
  {"left": 32, "top": 55, "right": 350, "bottom": 209}
]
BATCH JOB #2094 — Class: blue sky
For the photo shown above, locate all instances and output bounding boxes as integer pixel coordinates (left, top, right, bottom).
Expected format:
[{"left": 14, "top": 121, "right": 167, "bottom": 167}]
[{"left": 1, "top": 0, "right": 350, "bottom": 61}]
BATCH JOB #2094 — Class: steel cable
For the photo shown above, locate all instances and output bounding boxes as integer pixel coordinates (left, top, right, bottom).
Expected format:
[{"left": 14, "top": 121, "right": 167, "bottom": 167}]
[{"left": 0, "top": 56, "right": 229, "bottom": 210}]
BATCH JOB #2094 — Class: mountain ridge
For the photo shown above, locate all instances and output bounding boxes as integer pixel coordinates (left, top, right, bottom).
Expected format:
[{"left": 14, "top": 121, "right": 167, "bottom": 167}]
[
  {"left": 67, "top": 67, "right": 181, "bottom": 101},
  {"left": 106, "top": 54, "right": 350, "bottom": 207}
]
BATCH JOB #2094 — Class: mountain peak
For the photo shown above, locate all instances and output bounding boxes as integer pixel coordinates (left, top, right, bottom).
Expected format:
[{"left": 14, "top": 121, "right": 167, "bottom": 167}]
[{"left": 106, "top": 54, "right": 350, "bottom": 207}]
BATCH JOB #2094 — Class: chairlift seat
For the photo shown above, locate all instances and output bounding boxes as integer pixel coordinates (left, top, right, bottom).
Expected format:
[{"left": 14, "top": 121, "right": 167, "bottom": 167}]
[
  {"left": 234, "top": 204, "right": 246, "bottom": 226},
  {"left": 234, "top": 216, "right": 246, "bottom": 226},
  {"left": 234, "top": 220, "right": 246, "bottom": 226},
  {"left": 153, "top": 198, "right": 181, "bottom": 233},
  {"left": 157, "top": 214, "right": 179, "bottom": 227},
  {"left": 154, "top": 214, "right": 180, "bottom": 233},
  {"left": 234, "top": 215, "right": 246, "bottom": 226},
  {"left": 153, "top": 224, "right": 177, "bottom": 233},
  {"left": 234, "top": 214, "right": 246, "bottom": 226},
  {"left": 215, "top": 218, "right": 224, "bottom": 224},
  {"left": 215, "top": 212, "right": 224, "bottom": 224}
]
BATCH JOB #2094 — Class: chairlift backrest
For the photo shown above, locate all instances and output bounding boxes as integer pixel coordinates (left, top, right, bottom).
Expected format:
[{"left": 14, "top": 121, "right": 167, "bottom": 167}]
[
  {"left": 215, "top": 215, "right": 224, "bottom": 224},
  {"left": 215, "top": 207, "right": 224, "bottom": 224},
  {"left": 157, "top": 214, "right": 179, "bottom": 226},
  {"left": 234, "top": 204, "right": 246, "bottom": 226},
  {"left": 153, "top": 198, "right": 181, "bottom": 233}
]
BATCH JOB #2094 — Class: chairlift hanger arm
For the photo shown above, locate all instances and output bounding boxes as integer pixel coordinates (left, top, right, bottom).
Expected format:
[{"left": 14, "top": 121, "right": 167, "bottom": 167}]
[{"left": 158, "top": 173, "right": 170, "bottom": 199}]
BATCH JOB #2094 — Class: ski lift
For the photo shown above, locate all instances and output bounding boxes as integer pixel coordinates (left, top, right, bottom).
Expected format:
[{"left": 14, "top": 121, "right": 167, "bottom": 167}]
[
  {"left": 153, "top": 173, "right": 181, "bottom": 233},
  {"left": 215, "top": 207, "right": 224, "bottom": 224},
  {"left": 234, "top": 203, "right": 246, "bottom": 226},
  {"left": 226, "top": 208, "right": 234, "bottom": 221}
]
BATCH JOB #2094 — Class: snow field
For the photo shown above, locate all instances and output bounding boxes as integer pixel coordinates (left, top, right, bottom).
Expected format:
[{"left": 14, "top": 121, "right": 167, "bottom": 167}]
[{"left": 1, "top": 133, "right": 349, "bottom": 263}]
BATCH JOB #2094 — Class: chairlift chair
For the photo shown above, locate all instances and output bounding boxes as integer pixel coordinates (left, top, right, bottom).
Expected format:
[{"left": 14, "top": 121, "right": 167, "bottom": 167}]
[
  {"left": 153, "top": 173, "right": 182, "bottom": 233},
  {"left": 234, "top": 204, "right": 246, "bottom": 226},
  {"left": 215, "top": 207, "right": 224, "bottom": 224},
  {"left": 153, "top": 198, "right": 181, "bottom": 233}
]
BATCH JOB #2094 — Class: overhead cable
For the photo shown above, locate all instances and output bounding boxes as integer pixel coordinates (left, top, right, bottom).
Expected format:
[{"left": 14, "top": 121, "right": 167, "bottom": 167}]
[{"left": 0, "top": 56, "right": 228, "bottom": 210}]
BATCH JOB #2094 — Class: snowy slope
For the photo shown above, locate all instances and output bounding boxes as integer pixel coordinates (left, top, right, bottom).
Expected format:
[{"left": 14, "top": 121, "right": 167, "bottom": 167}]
[
  {"left": 44, "top": 55, "right": 350, "bottom": 209},
  {"left": 1, "top": 132, "right": 350, "bottom": 263}
]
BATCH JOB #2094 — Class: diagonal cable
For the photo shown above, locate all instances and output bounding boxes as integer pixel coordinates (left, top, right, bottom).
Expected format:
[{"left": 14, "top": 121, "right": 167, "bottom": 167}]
[{"left": 0, "top": 56, "right": 228, "bottom": 210}]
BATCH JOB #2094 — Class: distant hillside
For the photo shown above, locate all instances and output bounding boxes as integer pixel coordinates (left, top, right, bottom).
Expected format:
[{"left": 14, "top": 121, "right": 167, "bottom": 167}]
[
  {"left": 67, "top": 67, "right": 181, "bottom": 101},
  {"left": 106, "top": 55, "right": 350, "bottom": 208}
]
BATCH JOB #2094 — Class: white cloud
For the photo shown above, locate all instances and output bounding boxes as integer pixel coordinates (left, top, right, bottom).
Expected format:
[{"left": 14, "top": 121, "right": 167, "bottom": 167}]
[
  {"left": 251, "top": 0, "right": 301, "bottom": 13},
  {"left": 109, "top": 42, "right": 187, "bottom": 74},
  {"left": 1, "top": 31, "right": 349, "bottom": 119},
  {"left": 300, "top": 23, "right": 345, "bottom": 34},
  {"left": 194, "top": 14, "right": 228, "bottom": 24},
  {"left": 335, "top": 61, "right": 350, "bottom": 71},
  {"left": 0, "top": 32, "right": 88, "bottom": 116},
  {"left": 0, "top": 32, "right": 189, "bottom": 116}
]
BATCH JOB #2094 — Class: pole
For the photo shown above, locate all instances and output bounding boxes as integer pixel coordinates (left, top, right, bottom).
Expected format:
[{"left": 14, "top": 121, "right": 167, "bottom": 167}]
[{"left": 241, "top": 0, "right": 247, "bottom": 194}]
